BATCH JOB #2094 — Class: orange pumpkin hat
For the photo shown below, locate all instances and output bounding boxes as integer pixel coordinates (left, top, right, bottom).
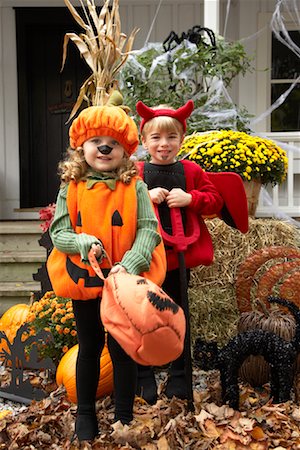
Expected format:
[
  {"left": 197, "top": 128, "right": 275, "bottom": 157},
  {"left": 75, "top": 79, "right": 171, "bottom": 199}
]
[{"left": 69, "top": 92, "right": 139, "bottom": 155}]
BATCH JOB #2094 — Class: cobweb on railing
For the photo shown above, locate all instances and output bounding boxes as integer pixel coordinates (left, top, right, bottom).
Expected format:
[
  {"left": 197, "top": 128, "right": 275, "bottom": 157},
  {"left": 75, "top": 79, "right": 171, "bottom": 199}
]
[{"left": 260, "top": 187, "right": 300, "bottom": 228}]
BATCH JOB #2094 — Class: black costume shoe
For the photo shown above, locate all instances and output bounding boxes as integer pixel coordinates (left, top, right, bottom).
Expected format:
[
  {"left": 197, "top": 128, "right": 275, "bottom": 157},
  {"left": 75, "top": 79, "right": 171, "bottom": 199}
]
[
  {"left": 74, "top": 414, "right": 99, "bottom": 442},
  {"left": 165, "top": 369, "right": 188, "bottom": 400},
  {"left": 136, "top": 367, "right": 157, "bottom": 405}
]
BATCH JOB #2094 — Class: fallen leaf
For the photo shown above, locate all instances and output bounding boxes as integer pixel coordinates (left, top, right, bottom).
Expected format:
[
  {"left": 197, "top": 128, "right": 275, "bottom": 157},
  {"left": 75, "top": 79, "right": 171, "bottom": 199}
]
[
  {"left": 291, "top": 407, "right": 300, "bottom": 421},
  {"left": 0, "top": 411, "right": 12, "bottom": 421},
  {"left": 220, "top": 427, "right": 251, "bottom": 446},
  {"left": 203, "top": 419, "right": 222, "bottom": 439},
  {"left": 194, "top": 409, "right": 213, "bottom": 425},
  {"left": 157, "top": 435, "right": 170, "bottom": 450},
  {"left": 205, "top": 403, "right": 235, "bottom": 420},
  {"left": 250, "top": 425, "right": 267, "bottom": 440}
]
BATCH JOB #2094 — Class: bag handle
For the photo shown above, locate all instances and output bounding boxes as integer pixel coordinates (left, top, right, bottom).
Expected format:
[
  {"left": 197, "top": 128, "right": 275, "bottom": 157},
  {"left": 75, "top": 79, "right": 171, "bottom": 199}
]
[{"left": 88, "top": 249, "right": 113, "bottom": 280}]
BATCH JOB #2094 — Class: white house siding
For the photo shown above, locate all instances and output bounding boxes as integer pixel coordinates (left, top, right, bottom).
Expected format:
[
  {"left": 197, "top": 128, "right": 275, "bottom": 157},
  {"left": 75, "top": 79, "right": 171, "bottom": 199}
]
[
  {"left": 0, "top": 0, "right": 299, "bottom": 219},
  {"left": 0, "top": 6, "right": 20, "bottom": 220}
]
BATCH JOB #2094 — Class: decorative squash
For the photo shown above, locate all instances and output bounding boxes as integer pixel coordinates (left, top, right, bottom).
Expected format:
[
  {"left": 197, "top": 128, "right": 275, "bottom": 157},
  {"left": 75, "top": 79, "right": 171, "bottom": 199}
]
[
  {"left": 0, "top": 304, "right": 30, "bottom": 362},
  {"left": 238, "top": 303, "right": 296, "bottom": 386},
  {"left": 235, "top": 246, "right": 300, "bottom": 312},
  {"left": 56, "top": 343, "right": 113, "bottom": 403}
]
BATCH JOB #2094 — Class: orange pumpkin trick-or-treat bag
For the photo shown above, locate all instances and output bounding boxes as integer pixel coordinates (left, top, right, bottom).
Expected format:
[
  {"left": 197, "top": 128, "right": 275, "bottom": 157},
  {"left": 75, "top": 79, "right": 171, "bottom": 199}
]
[{"left": 89, "top": 251, "right": 186, "bottom": 366}]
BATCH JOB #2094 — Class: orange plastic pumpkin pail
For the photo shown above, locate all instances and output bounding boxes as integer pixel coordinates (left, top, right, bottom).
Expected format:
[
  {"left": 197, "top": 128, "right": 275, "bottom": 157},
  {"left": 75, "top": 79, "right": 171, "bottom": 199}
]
[{"left": 100, "top": 272, "right": 186, "bottom": 366}]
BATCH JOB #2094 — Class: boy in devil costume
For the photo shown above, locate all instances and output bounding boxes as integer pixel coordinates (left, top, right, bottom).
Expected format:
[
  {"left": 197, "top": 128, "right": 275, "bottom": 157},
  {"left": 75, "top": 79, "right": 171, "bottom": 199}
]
[
  {"left": 135, "top": 100, "right": 222, "bottom": 403},
  {"left": 135, "top": 100, "right": 248, "bottom": 404}
]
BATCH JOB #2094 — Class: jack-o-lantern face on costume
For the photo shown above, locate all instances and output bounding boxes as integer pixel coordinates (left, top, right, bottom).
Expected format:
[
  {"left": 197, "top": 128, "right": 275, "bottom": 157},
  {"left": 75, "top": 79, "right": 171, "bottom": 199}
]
[
  {"left": 100, "top": 273, "right": 186, "bottom": 366},
  {"left": 47, "top": 178, "right": 167, "bottom": 300}
]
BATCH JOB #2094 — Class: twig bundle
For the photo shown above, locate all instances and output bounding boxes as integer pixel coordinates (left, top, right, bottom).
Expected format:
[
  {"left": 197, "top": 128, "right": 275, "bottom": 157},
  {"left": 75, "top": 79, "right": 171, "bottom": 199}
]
[{"left": 61, "top": 0, "right": 139, "bottom": 119}]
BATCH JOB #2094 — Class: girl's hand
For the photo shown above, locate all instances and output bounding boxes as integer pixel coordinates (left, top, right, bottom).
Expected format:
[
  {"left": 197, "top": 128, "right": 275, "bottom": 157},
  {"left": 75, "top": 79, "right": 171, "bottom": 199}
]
[
  {"left": 91, "top": 243, "right": 103, "bottom": 259},
  {"left": 166, "top": 188, "right": 192, "bottom": 208},
  {"left": 149, "top": 187, "right": 169, "bottom": 204},
  {"left": 109, "top": 264, "right": 127, "bottom": 275}
]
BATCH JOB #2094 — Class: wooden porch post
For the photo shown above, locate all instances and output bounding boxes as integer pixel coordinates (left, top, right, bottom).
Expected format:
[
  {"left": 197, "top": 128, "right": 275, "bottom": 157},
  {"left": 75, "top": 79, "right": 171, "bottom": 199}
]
[{"left": 204, "top": 0, "right": 220, "bottom": 34}]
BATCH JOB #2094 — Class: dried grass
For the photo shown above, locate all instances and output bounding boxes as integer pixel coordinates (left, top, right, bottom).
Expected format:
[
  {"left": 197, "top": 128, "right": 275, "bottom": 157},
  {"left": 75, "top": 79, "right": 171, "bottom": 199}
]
[{"left": 189, "top": 218, "right": 300, "bottom": 345}]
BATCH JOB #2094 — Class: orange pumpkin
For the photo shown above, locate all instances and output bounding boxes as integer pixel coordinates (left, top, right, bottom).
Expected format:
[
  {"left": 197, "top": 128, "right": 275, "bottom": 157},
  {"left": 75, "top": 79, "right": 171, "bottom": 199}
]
[
  {"left": 56, "top": 343, "right": 113, "bottom": 403},
  {"left": 0, "top": 304, "right": 30, "bottom": 362}
]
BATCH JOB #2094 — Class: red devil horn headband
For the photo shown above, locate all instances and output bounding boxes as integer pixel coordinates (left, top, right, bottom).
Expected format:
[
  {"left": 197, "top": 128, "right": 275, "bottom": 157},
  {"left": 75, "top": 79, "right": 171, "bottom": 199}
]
[{"left": 136, "top": 100, "right": 194, "bottom": 133}]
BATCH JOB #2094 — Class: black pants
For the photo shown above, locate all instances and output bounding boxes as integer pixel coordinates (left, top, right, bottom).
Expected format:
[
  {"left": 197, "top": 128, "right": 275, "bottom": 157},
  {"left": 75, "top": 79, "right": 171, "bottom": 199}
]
[
  {"left": 163, "top": 267, "right": 190, "bottom": 307},
  {"left": 72, "top": 298, "right": 137, "bottom": 424}
]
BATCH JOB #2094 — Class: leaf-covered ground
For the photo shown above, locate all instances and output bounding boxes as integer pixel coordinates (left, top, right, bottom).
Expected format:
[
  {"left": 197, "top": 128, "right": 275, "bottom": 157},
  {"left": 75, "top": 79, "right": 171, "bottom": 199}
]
[{"left": 0, "top": 369, "right": 300, "bottom": 449}]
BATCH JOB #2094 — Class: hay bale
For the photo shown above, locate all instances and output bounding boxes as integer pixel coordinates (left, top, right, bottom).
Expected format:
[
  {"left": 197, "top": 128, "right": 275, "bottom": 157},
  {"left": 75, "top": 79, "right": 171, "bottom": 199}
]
[{"left": 189, "top": 218, "right": 300, "bottom": 345}]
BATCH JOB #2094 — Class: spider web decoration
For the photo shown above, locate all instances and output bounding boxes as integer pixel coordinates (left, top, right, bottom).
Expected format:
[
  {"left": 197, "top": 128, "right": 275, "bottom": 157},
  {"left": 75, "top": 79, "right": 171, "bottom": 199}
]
[{"left": 120, "top": 0, "right": 300, "bottom": 225}]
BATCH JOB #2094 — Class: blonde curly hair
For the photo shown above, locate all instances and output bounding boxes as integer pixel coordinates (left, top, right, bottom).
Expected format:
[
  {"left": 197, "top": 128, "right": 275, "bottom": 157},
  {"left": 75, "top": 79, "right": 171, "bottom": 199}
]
[{"left": 58, "top": 146, "right": 138, "bottom": 185}]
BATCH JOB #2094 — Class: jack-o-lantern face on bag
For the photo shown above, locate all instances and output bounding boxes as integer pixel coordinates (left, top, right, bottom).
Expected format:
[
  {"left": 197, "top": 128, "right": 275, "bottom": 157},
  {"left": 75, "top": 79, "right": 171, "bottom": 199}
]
[{"left": 100, "top": 273, "right": 186, "bottom": 366}]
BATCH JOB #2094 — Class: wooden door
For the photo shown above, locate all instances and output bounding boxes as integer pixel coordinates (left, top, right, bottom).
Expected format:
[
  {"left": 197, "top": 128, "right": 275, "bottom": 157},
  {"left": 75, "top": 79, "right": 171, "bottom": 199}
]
[{"left": 16, "top": 7, "right": 89, "bottom": 208}]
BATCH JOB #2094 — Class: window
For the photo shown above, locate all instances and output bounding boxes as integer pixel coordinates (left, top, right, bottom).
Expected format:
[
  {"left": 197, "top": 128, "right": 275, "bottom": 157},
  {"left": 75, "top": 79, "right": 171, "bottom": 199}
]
[{"left": 271, "top": 30, "right": 300, "bottom": 131}]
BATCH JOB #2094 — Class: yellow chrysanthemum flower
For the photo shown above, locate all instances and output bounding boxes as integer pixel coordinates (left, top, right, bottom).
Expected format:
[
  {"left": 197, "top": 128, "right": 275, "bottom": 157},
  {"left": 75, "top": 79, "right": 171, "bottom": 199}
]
[
  {"left": 25, "top": 291, "right": 77, "bottom": 364},
  {"left": 178, "top": 130, "right": 288, "bottom": 185}
]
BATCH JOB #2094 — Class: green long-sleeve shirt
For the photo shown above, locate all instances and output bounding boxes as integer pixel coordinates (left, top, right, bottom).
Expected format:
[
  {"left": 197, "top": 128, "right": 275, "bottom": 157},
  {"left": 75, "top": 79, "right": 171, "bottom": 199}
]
[{"left": 50, "top": 173, "right": 161, "bottom": 275}]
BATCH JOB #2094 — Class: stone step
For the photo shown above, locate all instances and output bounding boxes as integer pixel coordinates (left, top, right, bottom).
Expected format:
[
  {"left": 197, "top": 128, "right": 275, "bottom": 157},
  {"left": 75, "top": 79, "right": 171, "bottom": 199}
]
[
  {"left": 0, "top": 251, "right": 46, "bottom": 282},
  {"left": 0, "top": 221, "right": 43, "bottom": 252},
  {"left": 0, "top": 281, "right": 41, "bottom": 316}
]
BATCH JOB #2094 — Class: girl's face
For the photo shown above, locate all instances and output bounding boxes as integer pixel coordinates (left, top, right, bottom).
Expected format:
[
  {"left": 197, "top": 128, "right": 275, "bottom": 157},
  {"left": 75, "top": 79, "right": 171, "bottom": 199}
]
[
  {"left": 83, "top": 136, "right": 126, "bottom": 172},
  {"left": 142, "top": 130, "right": 183, "bottom": 165}
]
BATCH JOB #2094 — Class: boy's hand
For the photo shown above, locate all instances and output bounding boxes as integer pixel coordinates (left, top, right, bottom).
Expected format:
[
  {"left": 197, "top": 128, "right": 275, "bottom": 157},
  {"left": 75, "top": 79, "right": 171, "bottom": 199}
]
[
  {"left": 149, "top": 187, "right": 169, "bottom": 204},
  {"left": 166, "top": 188, "right": 192, "bottom": 208},
  {"left": 109, "top": 264, "right": 127, "bottom": 275}
]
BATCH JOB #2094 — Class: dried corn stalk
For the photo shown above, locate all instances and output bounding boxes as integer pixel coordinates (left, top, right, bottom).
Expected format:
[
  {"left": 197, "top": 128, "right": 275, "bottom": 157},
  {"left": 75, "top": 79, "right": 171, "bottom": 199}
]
[{"left": 62, "top": 0, "right": 139, "bottom": 119}]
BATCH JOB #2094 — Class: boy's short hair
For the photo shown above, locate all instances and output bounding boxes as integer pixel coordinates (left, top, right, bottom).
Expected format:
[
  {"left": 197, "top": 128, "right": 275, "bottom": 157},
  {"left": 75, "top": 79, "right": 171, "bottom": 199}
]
[{"left": 141, "top": 114, "right": 184, "bottom": 137}]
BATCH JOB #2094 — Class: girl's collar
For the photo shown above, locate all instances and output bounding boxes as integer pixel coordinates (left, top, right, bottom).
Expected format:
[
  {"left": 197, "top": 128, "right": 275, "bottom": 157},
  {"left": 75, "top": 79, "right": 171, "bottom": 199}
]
[{"left": 86, "top": 170, "right": 119, "bottom": 190}]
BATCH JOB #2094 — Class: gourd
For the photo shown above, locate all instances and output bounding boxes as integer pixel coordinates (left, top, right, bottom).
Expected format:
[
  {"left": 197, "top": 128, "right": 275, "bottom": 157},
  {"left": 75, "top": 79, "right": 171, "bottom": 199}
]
[
  {"left": 56, "top": 343, "right": 113, "bottom": 403},
  {"left": 237, "top": 306, "right": 296, "bottom": 386}
]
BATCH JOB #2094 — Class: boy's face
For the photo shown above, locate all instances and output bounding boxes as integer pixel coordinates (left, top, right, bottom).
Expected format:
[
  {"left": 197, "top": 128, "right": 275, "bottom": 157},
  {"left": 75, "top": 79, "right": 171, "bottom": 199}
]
[
  {"left": 142, "top": 130, "right": 184, "bottom": 165},
  {"left": 83, "top": 136, "right": 126, "bottom": 172}
]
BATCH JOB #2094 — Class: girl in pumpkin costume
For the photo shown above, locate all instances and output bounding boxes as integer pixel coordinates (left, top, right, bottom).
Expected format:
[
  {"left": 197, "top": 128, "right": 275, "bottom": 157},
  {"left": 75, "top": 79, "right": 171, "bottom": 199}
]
[{"left": 48, "top": 92, "right": 165, "bottom": 442}]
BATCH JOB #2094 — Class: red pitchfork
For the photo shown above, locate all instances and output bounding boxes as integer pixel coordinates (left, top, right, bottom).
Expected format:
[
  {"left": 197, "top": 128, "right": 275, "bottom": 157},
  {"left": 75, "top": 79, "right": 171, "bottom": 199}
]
[{"left": 155, "top": 205, "right": 200, "bottom": 411}]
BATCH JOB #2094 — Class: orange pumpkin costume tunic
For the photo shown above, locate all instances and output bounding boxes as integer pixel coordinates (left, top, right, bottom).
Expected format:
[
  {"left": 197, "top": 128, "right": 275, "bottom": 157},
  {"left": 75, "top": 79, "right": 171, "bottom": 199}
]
[{"left": 48, "top": 177, "right": 166, "bottom": 300}]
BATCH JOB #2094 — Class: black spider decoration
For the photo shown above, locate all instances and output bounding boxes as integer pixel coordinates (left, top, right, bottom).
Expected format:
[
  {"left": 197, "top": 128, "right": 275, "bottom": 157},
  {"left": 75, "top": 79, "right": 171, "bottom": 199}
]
[
  {"left": 162, "top": 25, "right": 216, "bottom": 93},
  {"left": 193, "top": 296, "right": 300, "bottom": 410},
  {"left": 163, "top": 26, "right": 216, "bottom": 52}
]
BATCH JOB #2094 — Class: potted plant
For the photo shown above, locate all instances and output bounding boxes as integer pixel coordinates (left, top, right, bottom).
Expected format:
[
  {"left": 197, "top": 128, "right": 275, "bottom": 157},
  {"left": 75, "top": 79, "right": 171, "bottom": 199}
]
[
  {"left": 119, "top": 27, "right": 254, "bottom": 133},
  {"left": 25, "top": 291, "right": 77, "bottom": 365},
  {"left": 178, "top": 130, "right": 288, "bottom": 216}
]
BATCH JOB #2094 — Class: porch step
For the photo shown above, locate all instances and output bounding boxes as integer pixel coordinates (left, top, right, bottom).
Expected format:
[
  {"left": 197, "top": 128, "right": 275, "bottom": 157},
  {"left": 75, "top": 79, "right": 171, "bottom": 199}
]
[
  {"left": 0, "top": 282, "right": 40, "bottom": 315},
  {"left": 0, "top": 221, "right": 43, "bottom": 252},
  {"left": 0, "top": 250, "right": 46, "bottom": 282},
  {"left": 0, "top": 221, "right": 45, "bottom": 314}
]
